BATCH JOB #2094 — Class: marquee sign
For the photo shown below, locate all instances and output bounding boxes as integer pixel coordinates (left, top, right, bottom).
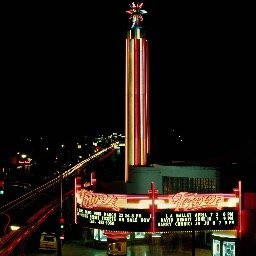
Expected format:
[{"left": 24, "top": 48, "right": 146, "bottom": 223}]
[
  {"left": 77, "top": 208, "right": 152, "bottom": 231},
  {"left": 74, "top": 179, "right": 239, "bottom": 232},
  {"left": 155, "top": 210, "right": 238, "bottom": 231}
]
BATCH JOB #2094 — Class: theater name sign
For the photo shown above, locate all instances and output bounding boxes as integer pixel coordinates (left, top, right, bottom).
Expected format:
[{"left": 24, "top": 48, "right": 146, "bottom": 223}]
[{"left": 74, "top": 181, "right": 239, "bottom": 232}]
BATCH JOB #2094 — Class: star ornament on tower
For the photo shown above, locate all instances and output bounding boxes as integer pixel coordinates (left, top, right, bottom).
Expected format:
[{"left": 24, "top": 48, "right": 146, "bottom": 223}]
[{"left": 126, "top": 2, "right": 147, "bottom": 29}]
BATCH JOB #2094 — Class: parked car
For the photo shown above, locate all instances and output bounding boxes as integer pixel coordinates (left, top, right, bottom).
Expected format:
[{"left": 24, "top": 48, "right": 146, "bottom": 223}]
[{"left": 39, "top": 232, "right": 57, "bottom": 251}]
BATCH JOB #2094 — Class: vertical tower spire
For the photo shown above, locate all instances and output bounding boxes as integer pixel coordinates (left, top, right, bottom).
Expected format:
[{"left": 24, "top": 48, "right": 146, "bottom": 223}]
[{"left": 125, "top": 2, "right": 150, "bottom": 182}]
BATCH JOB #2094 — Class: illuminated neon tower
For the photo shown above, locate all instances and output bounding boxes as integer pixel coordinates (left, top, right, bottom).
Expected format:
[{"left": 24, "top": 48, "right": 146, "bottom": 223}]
[{"left": 125, "top": 2, "right": 150, "bottom": 182}]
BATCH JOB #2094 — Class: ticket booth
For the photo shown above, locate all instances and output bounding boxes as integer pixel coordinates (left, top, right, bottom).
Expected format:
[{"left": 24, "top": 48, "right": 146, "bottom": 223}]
[
  {"left": 104, "top": 231, "right": 129, "bottom": 256},
  {"left": 212, "top": 231, "right": 238, "bottom": 256}
]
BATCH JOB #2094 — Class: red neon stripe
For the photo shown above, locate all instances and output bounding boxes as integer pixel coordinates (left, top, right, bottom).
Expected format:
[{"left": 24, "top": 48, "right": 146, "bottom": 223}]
[
  {"left": 141, "top": 39, "right": 146, "bottom": 164},
  {"left": 134, "top": 39, "right": 141, "bottom": 165},
  {"left": 145, "top": 40, "right": 150, "bottom": 159}
]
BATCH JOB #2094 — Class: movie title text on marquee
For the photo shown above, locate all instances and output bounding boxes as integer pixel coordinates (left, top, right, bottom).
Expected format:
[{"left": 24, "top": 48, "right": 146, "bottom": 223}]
[
  {"left": 77, "top": 208, "right": 152, "bottom": 231},
  {"left": 156, "top": 210, "right": 238, "bottom": 231},
  {"left": 77, "top": 207, "right": 237, "bottom": 231}
]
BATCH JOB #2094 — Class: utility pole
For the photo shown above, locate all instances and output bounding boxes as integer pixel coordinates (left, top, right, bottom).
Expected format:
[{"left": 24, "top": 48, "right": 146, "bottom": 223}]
[
  {"left": 192, "top": 229, "right": 195, "bottom": 256},
  {"left": 57, "top": 170, "right": 63, "bottom": 256}
]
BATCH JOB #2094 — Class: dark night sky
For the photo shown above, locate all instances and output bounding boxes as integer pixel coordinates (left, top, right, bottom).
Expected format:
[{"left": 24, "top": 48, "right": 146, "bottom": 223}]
[{"left": 2, "top": 1, "right": 255, "bottom": 161}]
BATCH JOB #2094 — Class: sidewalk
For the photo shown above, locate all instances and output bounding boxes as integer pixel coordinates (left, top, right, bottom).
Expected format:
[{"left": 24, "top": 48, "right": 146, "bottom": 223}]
[{"left": 62, "top": 241, "right": 211, "bottom": 256}]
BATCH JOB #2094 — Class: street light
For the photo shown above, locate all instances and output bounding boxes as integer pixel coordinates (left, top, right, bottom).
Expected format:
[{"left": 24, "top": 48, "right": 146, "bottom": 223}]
[{"left": 59, "top": 217, "right": 65, "bottom": 240}]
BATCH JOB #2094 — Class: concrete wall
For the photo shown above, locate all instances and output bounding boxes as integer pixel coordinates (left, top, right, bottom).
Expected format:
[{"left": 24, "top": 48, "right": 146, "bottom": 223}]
[
  {"left": 126, "top": 166, "right": 161, "bottom": 194},
  {"left": 126, "top": 164, "right": 220, "bottom": 194}
]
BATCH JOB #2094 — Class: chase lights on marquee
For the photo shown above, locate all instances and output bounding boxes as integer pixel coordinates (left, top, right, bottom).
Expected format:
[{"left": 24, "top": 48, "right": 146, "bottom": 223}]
[{"left": 76, "top": 186, "right": 238, "bottom": 212}]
